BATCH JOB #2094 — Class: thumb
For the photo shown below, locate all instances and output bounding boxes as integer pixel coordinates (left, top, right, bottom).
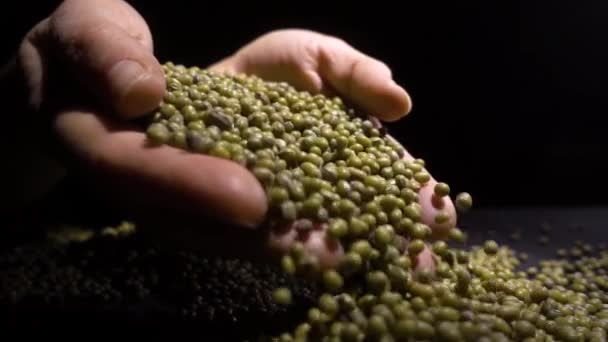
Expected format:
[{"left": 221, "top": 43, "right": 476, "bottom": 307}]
[{"left": 27, "top": 0, "right": 165, "bottom": 119}]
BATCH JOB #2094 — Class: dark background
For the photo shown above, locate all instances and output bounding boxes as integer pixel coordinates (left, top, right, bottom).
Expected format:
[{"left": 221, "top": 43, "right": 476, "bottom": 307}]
[{"left": 3, "top": 1, "right": 608, "bottom": 208}]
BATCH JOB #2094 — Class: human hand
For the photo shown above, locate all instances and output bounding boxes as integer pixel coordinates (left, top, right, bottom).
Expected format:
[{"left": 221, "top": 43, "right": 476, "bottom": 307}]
[
  {"left": 15, "top": 0, "right": 267, "bottom": 229},
  {"left": 13, "top": 0, "right": 456, "bottom": 270},
  {"left": 210, "top": 30, "right": 457, "bottom": 269}
]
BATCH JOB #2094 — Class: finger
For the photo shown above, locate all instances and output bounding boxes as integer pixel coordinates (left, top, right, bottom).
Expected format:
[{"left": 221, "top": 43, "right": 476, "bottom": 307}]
[
  {"left": 317, "top": 36, "right": 412, "bottom": 122},
  {"left": 418, "top": 180, "right": 457, "bottom": 240},
  {"left": 268, "top": 221, "right": 344, "bottom": 269},
  {"left": 414, "top": 245, "right": 436, "bottom": 272},
  {"left": 34, "top": 0, "right": 165, "bottom": 118},
  {"left": 387, "top": 135, "right": 457, "bottom": 239},
  {"left": 53, "top": 109, "right": 268, "bottom": 229}
]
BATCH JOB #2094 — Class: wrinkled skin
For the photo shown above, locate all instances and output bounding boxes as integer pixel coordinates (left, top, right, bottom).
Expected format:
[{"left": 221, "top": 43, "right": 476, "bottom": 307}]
[{"left": 12, "top": 0, "right": 457, "bottom": 271}]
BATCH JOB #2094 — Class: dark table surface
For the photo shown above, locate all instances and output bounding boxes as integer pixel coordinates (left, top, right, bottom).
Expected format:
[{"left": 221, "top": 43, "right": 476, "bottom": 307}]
[
  {"left": 458, "top": 206, "right": 607, "bottom": 268},
  {"left": 2, "top": 181, "right": 607, "bottom": 338}
]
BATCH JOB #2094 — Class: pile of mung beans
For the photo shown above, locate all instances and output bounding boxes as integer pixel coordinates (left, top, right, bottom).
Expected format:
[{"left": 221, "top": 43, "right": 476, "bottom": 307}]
[{"left": 139, "top": 63, "right": 608, "bottom": 341}]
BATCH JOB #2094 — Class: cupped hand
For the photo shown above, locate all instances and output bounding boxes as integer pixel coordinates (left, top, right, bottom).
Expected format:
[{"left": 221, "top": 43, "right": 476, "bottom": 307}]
[
  {"left": 18, "top": 0, "right": 267, "bottom": 229},
  {"left": 210, "top": 30, "right": 457, "bottom": 269}
]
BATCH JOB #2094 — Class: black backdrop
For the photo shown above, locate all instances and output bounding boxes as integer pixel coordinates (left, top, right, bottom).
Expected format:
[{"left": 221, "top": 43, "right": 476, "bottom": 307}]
[{"left": 3, "top": 1, "right": 608, "bottom": 208}]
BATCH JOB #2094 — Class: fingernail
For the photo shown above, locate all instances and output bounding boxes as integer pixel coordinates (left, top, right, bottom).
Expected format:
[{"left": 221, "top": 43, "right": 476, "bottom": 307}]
[{"left": 108, "top": 60, "right": 146, "bottom": 99}]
